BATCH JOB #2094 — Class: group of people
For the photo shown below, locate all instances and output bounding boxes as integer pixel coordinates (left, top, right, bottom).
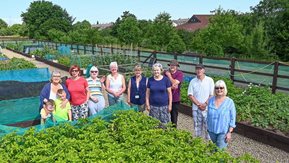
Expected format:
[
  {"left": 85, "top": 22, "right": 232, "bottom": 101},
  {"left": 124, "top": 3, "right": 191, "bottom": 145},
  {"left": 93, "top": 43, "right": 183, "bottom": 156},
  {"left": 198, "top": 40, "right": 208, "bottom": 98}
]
[{"left": 39, "top": 60, "right": 236, "bottom": 149}]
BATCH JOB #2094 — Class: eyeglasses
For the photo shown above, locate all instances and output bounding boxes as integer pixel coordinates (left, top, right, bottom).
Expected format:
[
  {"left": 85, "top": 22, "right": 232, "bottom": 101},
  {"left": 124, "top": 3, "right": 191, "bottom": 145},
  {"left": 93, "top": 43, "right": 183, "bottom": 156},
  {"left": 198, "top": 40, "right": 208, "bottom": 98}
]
[
  {"left": 53, "top": 75, "right": 61, "bottom": 77},
  {"left": 91, "top": 71, "right": 98, "bottom": 73},
  {"left": 215, "top": 87, "right": 224, "bottom": 90},
  {"left": 71, "top": 70, "right": 79, "bottom": 72}
]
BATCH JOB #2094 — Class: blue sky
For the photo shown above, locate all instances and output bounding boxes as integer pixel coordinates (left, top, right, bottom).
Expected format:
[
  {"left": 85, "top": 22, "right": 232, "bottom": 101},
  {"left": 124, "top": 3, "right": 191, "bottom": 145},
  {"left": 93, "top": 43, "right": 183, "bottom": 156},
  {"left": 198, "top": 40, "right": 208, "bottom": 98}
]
[{"left": 1, "top": 0, "right": 261, "bottom": 25}]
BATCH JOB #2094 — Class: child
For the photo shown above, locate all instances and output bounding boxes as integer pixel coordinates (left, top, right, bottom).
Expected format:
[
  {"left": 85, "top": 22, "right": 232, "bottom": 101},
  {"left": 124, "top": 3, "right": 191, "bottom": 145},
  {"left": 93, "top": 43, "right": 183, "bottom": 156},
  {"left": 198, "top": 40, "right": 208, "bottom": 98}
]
[
  {"left": 53, "top": 89, "right": 72, "bottom": 122},
  {"left": 40, "top": 99, "right": 56, "bottom": 125}
]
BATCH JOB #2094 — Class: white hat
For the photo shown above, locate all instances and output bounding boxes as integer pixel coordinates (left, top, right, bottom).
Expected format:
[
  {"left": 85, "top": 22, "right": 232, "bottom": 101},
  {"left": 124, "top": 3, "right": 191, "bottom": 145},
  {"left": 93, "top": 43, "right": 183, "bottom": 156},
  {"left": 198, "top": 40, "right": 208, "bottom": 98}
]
[{"left": 90, "top": 66, "right": 98, "bottom": 72}]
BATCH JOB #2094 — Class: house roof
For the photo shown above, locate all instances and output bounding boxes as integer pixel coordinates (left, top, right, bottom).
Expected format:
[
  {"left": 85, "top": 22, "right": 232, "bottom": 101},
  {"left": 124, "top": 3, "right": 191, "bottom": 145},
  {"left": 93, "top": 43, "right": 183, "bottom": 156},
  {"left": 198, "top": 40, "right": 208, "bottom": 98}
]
[
  {"left": 176, "top": 15, "right": 213, "bottom": 32},
  {"left": 92, "top": 22, "right": 113, "bottom": 30},
  {"left": 172, "top": 18, "right": 189, "bottom": 27}
]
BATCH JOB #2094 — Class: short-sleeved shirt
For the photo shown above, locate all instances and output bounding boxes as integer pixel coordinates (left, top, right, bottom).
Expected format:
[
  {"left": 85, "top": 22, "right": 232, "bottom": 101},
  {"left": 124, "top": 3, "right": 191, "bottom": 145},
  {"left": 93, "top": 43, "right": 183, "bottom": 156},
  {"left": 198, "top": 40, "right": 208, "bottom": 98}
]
[
  {"left": 147, "top": 76, "right": 171, "bottom": 106},
  {"left": 165, "top": 70, "right": 183, "bottom": 102},
  {"left": 207, "top": 97, "right": 236, "bottom": 134},
  {"left": 40, "top": 108, "right": 52, "bottom": 119},
  {"left": 53, "top": 99, "right": 71, "bottom": 122},
  {"left": 187, "top": 76, "right": 214, "bottom": 110},
  {"left": 86, "top": 77, "right": 103, "bottom": 97},
  {"left": 66, "top": 77, "right": 88, "bottom": 106}
]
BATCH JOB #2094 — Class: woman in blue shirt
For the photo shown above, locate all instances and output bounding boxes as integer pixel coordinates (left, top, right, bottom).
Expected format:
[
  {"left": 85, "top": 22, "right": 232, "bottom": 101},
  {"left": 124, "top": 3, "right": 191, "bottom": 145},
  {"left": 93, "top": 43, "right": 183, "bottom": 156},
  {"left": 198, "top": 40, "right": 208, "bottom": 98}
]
[
  {"left": 146, "top": 63, "right": 172, "bottom": 124},
  {"left": 207, "top": 80, "right": 236, "bottom": 149}
]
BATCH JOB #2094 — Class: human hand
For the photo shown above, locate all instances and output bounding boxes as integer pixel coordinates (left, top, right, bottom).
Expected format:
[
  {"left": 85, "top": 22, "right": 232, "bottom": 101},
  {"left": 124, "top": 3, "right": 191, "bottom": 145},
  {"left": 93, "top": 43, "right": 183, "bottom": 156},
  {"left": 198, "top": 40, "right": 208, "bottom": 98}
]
[
  {"left": 168, "top": 106, "right": 172, "bottom": 112},
  {"left": 146, "top": 105, "right": 150, "bottom": 111},
  {"left": 91, "top": 96, "right": 99, "bottom": 103},
  {"left": 43, "top": 98, "right": 48, "bottom": 103},
  {"left": 172, "top": 84, "right": 178, "bottom": 90},
  {"left": 198, "top": 103, "right": 207, "bottom": 111},
  {"left": 165, "top": 70, "right": 171, "bottom": 77},
  {"left": 226, "top": 132, "right": 232, "bottom": 142}
]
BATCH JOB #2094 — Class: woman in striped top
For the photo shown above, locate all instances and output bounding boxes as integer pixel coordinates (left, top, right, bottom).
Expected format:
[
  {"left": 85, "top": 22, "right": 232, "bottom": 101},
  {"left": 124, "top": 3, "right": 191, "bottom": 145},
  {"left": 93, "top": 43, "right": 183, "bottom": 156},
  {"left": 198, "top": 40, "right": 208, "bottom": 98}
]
[{"left": 86, "top": 66, "right": 106, "bottom": 116}]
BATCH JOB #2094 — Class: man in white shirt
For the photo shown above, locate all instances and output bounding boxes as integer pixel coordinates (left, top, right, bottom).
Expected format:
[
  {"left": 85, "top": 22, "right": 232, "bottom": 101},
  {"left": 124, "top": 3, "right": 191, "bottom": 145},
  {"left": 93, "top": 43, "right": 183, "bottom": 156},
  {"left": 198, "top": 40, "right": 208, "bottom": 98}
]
[{"left": 188, "top": 64, "right": 214, "bottom": 139}]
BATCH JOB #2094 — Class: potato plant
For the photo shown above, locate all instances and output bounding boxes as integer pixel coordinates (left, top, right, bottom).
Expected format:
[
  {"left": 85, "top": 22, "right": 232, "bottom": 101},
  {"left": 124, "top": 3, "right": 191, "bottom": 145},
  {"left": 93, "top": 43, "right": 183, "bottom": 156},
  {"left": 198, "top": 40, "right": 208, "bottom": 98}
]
[{"left": 0, "top": 111, "right": 257, "bottom": 162}]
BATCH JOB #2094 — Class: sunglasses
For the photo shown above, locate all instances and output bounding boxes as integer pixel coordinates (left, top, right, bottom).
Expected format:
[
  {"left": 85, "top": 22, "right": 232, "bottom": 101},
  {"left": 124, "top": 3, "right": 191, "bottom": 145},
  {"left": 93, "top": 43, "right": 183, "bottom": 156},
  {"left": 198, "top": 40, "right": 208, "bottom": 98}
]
[
  {"left": 215, "top": 87, "right": 224, "bottom": 90},
  {"left": 53, "top": 75, "right": 61, "bottom": 77},
  {"left": 91, "top": 71, "right": 98, "bottom": 73},
  {"left": 71, "top": 70, "right": 79, "bottom": 72}
]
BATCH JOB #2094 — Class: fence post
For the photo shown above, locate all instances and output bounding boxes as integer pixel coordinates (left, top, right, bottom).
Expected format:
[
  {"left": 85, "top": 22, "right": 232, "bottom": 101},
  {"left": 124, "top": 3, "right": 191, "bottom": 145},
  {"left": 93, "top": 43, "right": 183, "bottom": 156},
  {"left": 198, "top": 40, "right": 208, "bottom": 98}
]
[
  {"left": 272, "top": 62, "right": 279, "bottom": 94},
  {"left": 153, "top": 51, "right": 157, "bottom": 59},
  {"left": 230, "top": 58, "right": 236, "bottom": 83},
  {"left": 111, "top": 46, "right": 114, "bottom": 54},
  {"left": 77, "top": 45, "right": 79, "bottom": 54},
  {"left": 84, "top": 45, "right": 86, "bottom": 54},
  {"left": 137, "top": 48, "right": 140, "bottom": 62},
  {"left": 100, "top": 46, "right": 103, "bottom": 55},
  {"left": 92, "top": 46, "right": 95, "bottom": 55},
  {"left": 199, "top": 55, "right": 203, "bottom": 64},
  {"left": 174, "top": 52, "right": 177, "bottom": 60}
]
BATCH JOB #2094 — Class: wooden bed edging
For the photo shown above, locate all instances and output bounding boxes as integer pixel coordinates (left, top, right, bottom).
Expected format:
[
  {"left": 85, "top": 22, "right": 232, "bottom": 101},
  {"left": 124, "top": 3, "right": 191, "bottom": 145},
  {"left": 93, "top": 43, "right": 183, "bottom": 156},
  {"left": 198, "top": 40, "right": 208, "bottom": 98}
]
[
  {"left": 178, "top": 103, "right": 289, "bottom": 153},
  {"left": 6, "top": 119, "right": 40, "bottom": 128}
]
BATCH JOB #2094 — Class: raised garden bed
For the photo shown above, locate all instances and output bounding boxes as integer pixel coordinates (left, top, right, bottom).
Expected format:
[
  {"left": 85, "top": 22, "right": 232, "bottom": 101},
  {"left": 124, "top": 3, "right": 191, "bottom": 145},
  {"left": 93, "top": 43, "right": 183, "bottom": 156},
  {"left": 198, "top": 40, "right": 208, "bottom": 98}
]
[{"left": 178, "top": 103, "right": 289, "bottom": 152}]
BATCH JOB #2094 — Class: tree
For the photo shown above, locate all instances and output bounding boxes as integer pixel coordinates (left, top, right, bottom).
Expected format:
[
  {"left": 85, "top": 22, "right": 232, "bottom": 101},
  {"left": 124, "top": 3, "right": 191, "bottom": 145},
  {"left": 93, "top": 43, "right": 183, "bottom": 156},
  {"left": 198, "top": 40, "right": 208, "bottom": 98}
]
[
  {"left": 0, "top": 19, "right": 8, "bottom": 29},
  {"left": 167, "top": 33, "right": 186, "bottom": 54},
  {"left": 117, "top": 17, "right": 141, "bottom": 47},
  {"left": 251, "top": 0, "right": 289, "bottom": 61},
  {"left": 146, "top": 12, "right": 175, "bottom": 51},
  {"left": 111, "top": 11, "right": 136, "bottom": 37},
  {"left": 191, "top": 9, "right": 244, "bottom": 57},
  {"left": 21, "top": 0, "right": 74, "bottom": 38}
]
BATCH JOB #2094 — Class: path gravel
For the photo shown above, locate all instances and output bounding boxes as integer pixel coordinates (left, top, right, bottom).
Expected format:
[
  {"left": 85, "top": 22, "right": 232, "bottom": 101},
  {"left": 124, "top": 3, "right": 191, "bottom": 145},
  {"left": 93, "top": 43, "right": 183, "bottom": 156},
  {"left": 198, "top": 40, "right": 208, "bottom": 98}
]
[{"left": 3, "top": 48, "right": 289, "bottom": 162}]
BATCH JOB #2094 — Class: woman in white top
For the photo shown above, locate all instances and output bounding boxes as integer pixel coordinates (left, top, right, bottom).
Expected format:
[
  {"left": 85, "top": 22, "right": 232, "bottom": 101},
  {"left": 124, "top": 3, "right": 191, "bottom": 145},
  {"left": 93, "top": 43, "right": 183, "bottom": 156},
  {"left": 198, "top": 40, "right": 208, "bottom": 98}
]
[{"left": 105, "top": 62, "right": 126, "bottom": 106}]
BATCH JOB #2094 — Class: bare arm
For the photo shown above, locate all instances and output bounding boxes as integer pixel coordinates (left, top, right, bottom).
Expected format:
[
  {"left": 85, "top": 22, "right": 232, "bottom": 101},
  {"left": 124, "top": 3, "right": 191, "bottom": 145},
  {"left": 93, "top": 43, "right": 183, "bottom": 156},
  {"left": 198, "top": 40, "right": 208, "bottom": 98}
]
[
  {"left": 146, "top": 88, "right": 150, "bottom": 111},
  {"left": 167, "top": 87, "right": 172, "bottom": 112},
  {"left": 127, "top": 79, "right": 131, "bottom": 105},
  {"left": 68, "top": 109, "right": 72, "bottom": 121}
]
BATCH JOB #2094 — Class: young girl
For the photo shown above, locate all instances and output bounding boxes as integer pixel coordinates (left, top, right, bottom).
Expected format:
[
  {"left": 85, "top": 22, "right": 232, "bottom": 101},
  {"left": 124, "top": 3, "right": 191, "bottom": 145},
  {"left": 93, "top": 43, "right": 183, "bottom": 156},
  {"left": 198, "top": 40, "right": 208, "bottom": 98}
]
[{"left": 40, "top": 99, "right": 56, "bottom": 125}]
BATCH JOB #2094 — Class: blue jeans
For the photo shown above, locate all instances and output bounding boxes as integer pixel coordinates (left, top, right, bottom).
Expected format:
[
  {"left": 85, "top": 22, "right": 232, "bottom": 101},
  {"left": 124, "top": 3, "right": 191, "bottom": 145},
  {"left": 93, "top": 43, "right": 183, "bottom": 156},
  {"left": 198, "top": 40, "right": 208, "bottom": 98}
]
[
  {"left": 107, "top": 94, "right": 123, "bottom": 106},
  {"left": 208, "top": 131, "right": 228, "bottom": 149}
]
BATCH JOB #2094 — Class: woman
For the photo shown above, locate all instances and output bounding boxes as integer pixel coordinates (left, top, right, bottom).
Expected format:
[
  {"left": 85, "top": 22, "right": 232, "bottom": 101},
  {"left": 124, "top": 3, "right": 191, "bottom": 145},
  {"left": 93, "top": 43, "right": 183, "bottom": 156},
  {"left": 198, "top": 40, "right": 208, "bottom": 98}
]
[
  {"left": 66, "top": 65, "right": 90, "bottom": 120},
  {"left": 207, "top": 80, "right": 236, "bottom": 149},
  {"left": 86, "top": 66, "right": 106, "bottom": 116},
  {"left": 127, "top": 64, "right": 147, "bottom": 112},
  {"left": 39, "top": 71, "right": 70, "bottom": 110},
  {"left": 146, "top": 63, "right": 172, "bottom": 124},
  {"left": 105, "top": 62, "right": 126, "bottom": 106}
]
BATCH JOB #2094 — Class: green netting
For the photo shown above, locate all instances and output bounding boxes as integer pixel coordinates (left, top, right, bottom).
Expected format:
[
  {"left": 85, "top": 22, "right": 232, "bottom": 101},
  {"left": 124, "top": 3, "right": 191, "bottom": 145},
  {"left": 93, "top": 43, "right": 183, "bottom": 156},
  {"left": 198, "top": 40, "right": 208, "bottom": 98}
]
[
  {"left": 0, "top": 68, "right": 50, "bottom": 82},
  {"left": 0, "top": 96, "right": 40, "bottom": 125},
  {"left": 0, "top": 101, "right": 137, "bottom": 137}
]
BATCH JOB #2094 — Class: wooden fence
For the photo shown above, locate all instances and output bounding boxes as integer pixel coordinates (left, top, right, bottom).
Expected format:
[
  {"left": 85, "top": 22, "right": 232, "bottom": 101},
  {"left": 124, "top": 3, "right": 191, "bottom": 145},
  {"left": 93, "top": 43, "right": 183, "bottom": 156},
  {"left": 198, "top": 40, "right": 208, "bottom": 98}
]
[{"left": 1, "top": 39, "right": 289, "bottom": 93}]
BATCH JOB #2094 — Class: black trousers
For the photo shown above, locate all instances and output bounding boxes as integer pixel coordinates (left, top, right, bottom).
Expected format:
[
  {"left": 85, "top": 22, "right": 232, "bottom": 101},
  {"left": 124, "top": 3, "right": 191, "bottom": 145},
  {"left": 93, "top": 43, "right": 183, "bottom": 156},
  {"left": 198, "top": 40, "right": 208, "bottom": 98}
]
[{"left": 171, "top": 101, "right": 180, "bottom": 127}]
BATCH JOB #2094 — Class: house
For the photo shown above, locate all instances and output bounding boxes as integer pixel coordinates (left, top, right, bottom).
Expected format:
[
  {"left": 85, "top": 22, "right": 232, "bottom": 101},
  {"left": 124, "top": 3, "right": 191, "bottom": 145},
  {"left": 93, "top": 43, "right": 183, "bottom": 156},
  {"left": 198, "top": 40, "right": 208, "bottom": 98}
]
[
  {"left": 92, "top": 22, "right": 113, "bottom": 30},
  {"left": 172, "top": 18, "right": 189, "bottom": 27},
  {"left": 176, "top": 15, "right": 213, "bottom": 32}
]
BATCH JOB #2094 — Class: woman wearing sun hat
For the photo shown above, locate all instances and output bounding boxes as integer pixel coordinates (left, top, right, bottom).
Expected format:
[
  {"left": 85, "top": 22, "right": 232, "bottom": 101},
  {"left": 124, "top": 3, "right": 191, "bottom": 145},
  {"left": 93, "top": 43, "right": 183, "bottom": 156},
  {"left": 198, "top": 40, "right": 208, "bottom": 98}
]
[{"left": 86, "top": 66, "right": 106, "bottom": 116}]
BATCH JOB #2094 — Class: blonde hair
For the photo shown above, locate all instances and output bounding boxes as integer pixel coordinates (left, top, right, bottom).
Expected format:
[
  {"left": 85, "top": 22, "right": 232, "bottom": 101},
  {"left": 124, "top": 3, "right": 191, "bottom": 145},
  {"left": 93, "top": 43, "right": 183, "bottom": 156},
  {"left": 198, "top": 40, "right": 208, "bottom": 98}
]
[
  {"left": 214, "top": 80, "right": 228, "bottom": 96},
  {"left": 134, "top": 64, "right": 142, "bottom": 71}
]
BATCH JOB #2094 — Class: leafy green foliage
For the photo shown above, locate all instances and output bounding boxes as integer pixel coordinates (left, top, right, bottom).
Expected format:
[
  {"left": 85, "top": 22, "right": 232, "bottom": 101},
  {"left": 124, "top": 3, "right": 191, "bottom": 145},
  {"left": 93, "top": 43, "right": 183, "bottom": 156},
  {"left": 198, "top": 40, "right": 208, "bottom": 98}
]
[
  {"left": 180, "top": 76, "right": 289, "bottom": 135},
  {"left": 167, "top": 33, "right": 186, "bottom": 54},
  {"left": 0, "top": 111, "right": 257, "bottom": 162},
  {"left": 21, "top": 1, "right": 74, "bottom": 38},
  {"left": 0, "top": 58, "right": 36, "bottom": 70}
]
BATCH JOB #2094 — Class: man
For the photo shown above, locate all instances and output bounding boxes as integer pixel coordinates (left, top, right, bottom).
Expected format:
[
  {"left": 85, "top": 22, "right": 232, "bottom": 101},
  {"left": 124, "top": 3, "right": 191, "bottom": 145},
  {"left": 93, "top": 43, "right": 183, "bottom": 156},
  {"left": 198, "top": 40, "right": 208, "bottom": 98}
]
[
  {"left": 164, "top": 59, "right": 183, "bottom": 127},
  {"left": 188, "top": 64, "right": 214, "bottom": 139}
]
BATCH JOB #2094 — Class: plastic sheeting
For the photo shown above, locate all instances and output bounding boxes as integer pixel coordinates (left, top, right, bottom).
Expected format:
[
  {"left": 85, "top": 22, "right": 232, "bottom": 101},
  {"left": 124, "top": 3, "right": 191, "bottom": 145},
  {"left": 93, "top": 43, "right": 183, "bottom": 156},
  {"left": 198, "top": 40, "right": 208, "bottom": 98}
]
[{"left": 0, "top": 68, "right": 50, "bottom": 82}]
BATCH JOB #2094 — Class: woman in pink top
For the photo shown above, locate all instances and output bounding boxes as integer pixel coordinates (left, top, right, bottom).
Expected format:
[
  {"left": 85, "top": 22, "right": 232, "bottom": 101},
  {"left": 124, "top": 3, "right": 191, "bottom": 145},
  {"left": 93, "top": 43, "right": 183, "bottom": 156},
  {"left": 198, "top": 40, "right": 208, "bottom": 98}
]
[{"left": 66, "top": 65, "right": 90, "bottom": 120}]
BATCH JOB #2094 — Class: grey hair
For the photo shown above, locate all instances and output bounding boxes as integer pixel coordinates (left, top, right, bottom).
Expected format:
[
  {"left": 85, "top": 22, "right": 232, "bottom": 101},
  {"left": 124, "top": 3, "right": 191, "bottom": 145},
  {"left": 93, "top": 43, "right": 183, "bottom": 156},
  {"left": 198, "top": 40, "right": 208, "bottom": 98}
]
[
  {"left": 152, "top": 63, "right": 163, "bottom": 71},
  {"left": 214, "top": 80, "right": 228, "bottom": 96},
  {"left": 109, "top": 61, "right": 118, "bottom": 69},
  {"left": 50, "top": 71, "right": 62, "bottom": 83}
]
